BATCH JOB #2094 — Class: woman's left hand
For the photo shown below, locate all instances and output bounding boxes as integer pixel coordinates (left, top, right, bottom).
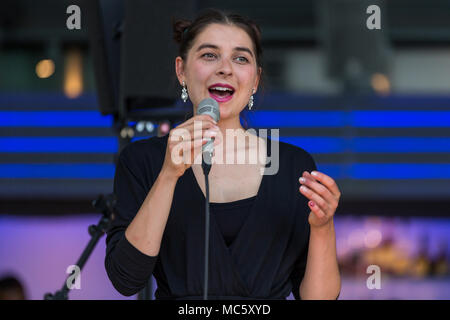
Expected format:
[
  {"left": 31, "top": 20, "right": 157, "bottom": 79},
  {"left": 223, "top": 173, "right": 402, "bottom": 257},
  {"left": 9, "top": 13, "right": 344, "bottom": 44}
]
[{"left": 299, "top": 170, "right": 341, "bottom": 229}]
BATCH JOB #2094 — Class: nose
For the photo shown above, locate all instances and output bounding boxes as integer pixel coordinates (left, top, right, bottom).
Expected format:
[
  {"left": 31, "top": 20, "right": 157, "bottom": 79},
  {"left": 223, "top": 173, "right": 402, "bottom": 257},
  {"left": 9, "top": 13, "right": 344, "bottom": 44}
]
[{"left": 216, "top": 57, "right": 232, "bottom": 77}]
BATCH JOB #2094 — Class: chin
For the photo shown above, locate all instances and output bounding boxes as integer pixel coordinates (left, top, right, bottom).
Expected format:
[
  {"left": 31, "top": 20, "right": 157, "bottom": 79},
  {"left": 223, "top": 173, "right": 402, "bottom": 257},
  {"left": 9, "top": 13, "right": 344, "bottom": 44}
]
[
  {"left": 219, "top": 110, "right": 240, "bottom": 123},
  {"left": 218, "top": 109, "right": 228, "bottom": 120}
]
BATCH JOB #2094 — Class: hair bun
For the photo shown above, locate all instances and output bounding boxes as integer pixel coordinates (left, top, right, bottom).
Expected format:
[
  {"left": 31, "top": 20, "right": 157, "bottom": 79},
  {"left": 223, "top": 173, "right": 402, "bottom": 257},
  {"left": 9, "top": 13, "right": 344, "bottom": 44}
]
[{"left": 173, "top": 19, "right": 192, "bottom": 44}]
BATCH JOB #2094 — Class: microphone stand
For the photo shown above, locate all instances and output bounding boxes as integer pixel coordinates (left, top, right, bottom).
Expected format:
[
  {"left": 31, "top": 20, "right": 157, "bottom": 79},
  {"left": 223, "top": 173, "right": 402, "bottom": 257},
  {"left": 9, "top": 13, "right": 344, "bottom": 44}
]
[
  {"left": 195, "top": 97, "right": 219, "bottom": 300},
  {"left": 201, "top": 151, "right": 213, "bottom": 300},
  {"left": 44, "top": 193, "right": 116, "bottom": 300}
]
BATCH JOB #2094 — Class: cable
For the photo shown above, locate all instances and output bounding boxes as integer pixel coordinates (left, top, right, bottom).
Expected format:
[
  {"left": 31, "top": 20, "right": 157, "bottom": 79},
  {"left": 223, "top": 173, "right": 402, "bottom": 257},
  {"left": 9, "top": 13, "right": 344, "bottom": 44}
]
[
  {"left": 201, "top": 147, "right": 212, "bottom": 300},
  {"left": 203, "top": 170, "right": 210, "bottom": 300}
]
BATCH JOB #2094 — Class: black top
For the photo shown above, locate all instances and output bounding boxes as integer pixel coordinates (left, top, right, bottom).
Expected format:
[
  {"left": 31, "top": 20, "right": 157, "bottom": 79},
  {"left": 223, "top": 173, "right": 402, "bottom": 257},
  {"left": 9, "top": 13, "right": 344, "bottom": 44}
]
[
  {"left": 211, "top": 196, "right": 256, "bottom": 248},
  {"left": 105, "top": 133, "right": 317, "bottom": 300}
]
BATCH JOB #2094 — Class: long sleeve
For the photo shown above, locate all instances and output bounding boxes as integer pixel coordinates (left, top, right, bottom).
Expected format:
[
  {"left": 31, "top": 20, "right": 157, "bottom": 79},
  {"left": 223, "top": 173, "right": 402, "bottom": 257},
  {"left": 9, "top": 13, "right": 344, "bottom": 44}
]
[
  {"left": 290, "top": 149, "right": 317, "bottom": 300},
  {"left": 289, "top": 226, "right": 309, "bottom": 300},
  {"left": 105, "top": 143, "right": 158, "bottom": 296}
]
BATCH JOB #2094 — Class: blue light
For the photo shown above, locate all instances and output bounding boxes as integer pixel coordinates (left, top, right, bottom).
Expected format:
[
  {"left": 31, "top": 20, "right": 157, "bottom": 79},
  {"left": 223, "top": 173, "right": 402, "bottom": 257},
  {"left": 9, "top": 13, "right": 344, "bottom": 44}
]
[
  {"left": 0, "top": 111, "right": 113, "bottom": 127},
  {"left": 0, "top": 164, "right": 115, "bottom": 179},
  {"left": 281, "top": 136, "right": 450, "bottom": 153},
  {"left": 1, "top": 110, "right": 449, "bottom": 128},
  {"left": 1, "top": 162, "right": 448, "bottom": 179},
  {"left": 0, "top": 137, "right": 118, "bottom": 152},
  {"left": 353, "top": 137, "right": 450, "bottom": 153},
  {"left": 1, "top": 136, "right": 448, "bottom": 154},
  {"left": 311, "top": 164, "right": 344, "bottom": 179},
  {"left": 249, "top": 111, "right": 345, "bottom": 127},
  {"left": 352, "top": 111, "right": 450, "bottom": 127},
  {"left": 351, "top": 163, "right": 450, "bottom": 179},
  {"left": 131, "top": 136, "right": 152, "bottom": 143},
  {"left": 1, "top": 93, "right": 449, "bottom": 181},
  {"left": 279, "top": 137, "right": 345, "bottom": 153},
  {"left": 248, "top": 110, "right": 450, "bottom": 128}
]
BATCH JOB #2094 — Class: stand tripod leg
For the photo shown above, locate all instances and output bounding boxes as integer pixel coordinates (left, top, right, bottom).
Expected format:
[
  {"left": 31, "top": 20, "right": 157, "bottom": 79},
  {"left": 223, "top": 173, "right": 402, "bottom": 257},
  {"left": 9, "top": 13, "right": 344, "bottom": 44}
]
[{"left": 137, "top": 276, "right": 153, "bottom": 300}]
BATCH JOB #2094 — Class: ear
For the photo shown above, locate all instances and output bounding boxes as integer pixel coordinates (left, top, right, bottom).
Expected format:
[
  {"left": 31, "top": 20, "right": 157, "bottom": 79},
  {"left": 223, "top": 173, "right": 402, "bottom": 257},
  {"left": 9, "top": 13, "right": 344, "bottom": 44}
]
[{"left": 175, "top": 56, "right": 185, "bottom": 85}]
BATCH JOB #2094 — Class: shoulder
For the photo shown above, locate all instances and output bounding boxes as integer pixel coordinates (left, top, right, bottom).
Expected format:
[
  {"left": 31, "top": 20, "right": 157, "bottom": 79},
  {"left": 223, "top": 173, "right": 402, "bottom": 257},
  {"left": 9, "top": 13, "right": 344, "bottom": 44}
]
[
  {"left": 275, "top": 138, "right": 315, "bottom": 164},
  {"left": 118, "top": 134, "right": 168, "bottom": 168},
  {"left": 120, "top": 134, "right": 167, "bottom": 157},
  {"left": 269, "top": 138, "right": 317, "bottom": 174}
]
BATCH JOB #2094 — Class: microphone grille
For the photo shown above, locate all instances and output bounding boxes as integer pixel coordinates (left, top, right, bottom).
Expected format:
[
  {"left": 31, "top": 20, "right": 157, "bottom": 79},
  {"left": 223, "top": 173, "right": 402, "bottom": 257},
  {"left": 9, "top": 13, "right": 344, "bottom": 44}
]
[{"left": 197, "top": 98, "right": 220, "bottom": 122}]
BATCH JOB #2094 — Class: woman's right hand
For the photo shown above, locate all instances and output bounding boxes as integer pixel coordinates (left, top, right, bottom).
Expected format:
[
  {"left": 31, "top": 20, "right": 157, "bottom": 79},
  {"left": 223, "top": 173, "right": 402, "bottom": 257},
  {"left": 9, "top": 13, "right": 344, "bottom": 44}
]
[{"left": 160, "top": 114, "right": 221, "bottom": 180}]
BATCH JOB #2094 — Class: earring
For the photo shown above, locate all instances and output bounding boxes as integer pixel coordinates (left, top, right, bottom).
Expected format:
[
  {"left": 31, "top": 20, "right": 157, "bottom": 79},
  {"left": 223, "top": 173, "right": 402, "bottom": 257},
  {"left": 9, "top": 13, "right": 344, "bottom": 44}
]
[
  {"left": 181, "top": 81, "right": 188, "bottom": 103},
  {"left": 248, "top": 89, "right": 255, "bottom": 110}
]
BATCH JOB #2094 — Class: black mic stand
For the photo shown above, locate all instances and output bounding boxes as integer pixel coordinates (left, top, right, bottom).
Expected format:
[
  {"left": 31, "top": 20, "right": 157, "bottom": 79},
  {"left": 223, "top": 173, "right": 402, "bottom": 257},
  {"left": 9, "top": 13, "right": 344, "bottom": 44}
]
[
  {"left": 201, "top": 151, "right": 213, "bottom": 300},
  {"left": 44, "top": 193, "right": 116, "bottom": 300}
]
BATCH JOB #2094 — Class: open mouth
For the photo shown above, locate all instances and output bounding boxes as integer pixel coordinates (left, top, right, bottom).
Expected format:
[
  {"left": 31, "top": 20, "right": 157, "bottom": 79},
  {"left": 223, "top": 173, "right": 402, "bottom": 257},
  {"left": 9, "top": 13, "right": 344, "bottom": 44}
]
[{"left": 208, "top": 84, "right": 235, "bottom": 101}]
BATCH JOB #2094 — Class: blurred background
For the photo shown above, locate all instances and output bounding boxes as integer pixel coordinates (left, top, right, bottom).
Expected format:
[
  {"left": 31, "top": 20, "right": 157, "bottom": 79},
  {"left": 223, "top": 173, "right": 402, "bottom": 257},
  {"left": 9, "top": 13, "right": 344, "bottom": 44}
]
[{"left": 0, "top": 0, "right": 449, "bottom": 300}]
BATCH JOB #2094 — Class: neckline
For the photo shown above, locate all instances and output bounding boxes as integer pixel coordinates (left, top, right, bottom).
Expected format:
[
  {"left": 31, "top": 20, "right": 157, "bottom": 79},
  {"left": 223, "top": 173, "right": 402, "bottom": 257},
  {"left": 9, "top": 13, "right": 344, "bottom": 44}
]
[
  {"left": 187, "top": 135, "right": 270, "bottom": 206},
  {"left": 209, "top": 195, "right": 257, "bottom": 207},
  {"left": 188, "top": 165, "right": 268, "bottom": 205},
  {"left": 187, "top": 135, "right": 272, "bottom": 253}
]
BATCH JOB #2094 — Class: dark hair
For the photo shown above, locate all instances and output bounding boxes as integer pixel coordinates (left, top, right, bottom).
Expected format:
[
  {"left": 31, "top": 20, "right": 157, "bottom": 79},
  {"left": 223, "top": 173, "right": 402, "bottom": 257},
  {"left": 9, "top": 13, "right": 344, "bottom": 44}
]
[
  {"left": 173, "top": 8, "right": 264, "bottom": 129},
  {"left": 0, "top": 275, "right": 26, "bottom": 300}
]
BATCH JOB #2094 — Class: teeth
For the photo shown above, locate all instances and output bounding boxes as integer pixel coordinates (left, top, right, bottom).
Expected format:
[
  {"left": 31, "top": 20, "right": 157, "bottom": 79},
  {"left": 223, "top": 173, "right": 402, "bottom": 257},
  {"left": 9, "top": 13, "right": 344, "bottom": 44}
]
[{"left": 210, "top": 86, "right": 233, "bottom": 92}]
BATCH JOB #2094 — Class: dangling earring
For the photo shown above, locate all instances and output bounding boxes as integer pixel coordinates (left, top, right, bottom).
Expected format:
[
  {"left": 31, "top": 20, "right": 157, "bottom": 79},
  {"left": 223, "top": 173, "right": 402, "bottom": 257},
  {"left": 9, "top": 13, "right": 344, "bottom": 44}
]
[
  {"left": 181, "top": 81, "right": 188, "bottom": 103},
  {"left": 248, "top": 89, "right": 255, "bottom": 110}
]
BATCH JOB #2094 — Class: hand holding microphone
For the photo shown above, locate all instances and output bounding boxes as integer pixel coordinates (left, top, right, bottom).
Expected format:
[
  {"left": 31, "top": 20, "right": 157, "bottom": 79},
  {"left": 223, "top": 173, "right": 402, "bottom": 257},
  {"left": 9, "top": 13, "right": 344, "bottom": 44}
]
[{"left": 161, "top": 98, "right": 220, "bottom": 180}]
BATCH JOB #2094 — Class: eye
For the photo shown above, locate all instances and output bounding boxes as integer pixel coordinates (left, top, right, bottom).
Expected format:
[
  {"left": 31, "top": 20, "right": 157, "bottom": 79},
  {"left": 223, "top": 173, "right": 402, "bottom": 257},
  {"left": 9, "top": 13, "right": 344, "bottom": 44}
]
[
  {"left": 202, "top": 52, "right": 217, "bottom": 59},
  {"left": 235, "top": 56, "right": 249, "bottom": 63}
]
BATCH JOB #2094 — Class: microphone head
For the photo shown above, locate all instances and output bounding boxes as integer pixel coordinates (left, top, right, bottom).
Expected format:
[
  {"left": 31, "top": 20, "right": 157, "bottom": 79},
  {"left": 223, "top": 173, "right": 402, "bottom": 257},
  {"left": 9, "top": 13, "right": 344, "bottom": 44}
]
[
  {"left": 197, "top": 98, "right": 219, "bottom": 168},
  {"left": 196, "top": 98, "right": 220, "bottom": 122}
]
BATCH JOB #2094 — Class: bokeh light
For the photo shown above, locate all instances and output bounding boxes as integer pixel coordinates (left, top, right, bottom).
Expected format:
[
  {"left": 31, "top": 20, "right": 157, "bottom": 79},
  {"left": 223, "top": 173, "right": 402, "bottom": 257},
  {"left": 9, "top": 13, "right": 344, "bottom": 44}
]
[{"left": 35, "top": 59, "right": 55, "bottom": 79}]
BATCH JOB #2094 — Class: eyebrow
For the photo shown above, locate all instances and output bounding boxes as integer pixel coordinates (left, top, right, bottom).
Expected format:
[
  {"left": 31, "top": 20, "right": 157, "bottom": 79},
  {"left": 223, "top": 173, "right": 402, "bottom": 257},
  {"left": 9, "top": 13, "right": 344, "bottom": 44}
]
[{"left": 196, "top": 43, "right": 254, "bottom": 57}]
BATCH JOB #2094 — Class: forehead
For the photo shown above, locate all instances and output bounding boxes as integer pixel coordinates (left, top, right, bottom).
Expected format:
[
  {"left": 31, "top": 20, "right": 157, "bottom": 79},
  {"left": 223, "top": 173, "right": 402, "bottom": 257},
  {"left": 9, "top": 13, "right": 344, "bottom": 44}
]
[{"left": 191, "top": 23, "right": 255, "bottom": 53}]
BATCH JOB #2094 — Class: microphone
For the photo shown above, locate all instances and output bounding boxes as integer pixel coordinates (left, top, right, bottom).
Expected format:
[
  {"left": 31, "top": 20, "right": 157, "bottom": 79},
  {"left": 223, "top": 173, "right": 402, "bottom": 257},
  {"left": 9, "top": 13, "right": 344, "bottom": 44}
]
[{"left": 196, "top": 98, "right": 220, "bottom": 176}]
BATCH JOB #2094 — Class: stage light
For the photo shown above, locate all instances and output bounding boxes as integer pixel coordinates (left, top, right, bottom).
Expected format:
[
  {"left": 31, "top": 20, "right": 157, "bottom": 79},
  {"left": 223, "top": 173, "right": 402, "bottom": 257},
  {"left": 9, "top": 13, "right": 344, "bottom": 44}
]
[
  {"left": 145, "top": 122, "right": 155, "bottom": 133},
  {"left": 120, "top": 127, "right": 134, "bottom": 139},
  {"left": 64, "top": 48, "right": 83, "bottom": 99},
  {"left": 365, "top": 229, "right": 383, "bottom": 248},
  {"left": 136, "top": 121, "right": 145, "bottom": 132},
  {"left": 36, "top": 59, "right": 55, "bottom": 79},
  {"left": 159, "top": 122, "right": 170, "bottom": 135},
  {"left": 371, "top": 73, "right": 390, "bottom": 95}
]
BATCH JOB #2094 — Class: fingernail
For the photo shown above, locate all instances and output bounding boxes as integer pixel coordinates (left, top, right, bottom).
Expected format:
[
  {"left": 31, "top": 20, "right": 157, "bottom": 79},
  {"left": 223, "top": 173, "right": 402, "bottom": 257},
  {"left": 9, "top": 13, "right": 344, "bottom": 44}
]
[
  {"left": 299, "top": 177, "right": 306, "bottom": 183},
  {"left": 309, "top": 201, "right": 315, "bottom": 207},
  {"left": 207, "top": 130, "right": 218, "bottom": 136},
  {"left": 311, "top": 171, "right": 318, "bottom": 176}
]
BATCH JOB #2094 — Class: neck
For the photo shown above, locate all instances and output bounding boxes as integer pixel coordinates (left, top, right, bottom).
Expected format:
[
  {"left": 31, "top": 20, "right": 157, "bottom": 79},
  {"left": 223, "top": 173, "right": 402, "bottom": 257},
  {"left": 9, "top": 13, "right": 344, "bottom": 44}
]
[
  {"left": 215, "top": 116, "right": 248, "bottom": 152},
  {"left": 211, "top": 116, "right": 261, "bottom": 168},
  {"left": 216, "top": 115, "right": 244, "bottom": 132}
]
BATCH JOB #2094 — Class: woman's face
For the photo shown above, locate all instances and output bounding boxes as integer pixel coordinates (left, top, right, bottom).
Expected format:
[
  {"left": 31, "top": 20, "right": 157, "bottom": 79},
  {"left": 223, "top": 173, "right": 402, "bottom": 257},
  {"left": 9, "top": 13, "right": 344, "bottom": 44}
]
[{"left": 176, "top": 23, "right": 261, "bottom": 122}]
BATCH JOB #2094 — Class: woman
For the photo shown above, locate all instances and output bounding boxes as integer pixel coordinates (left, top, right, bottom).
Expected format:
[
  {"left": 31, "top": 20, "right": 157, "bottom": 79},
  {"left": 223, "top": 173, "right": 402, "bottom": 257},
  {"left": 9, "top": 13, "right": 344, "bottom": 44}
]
[{"left": 105, "top": 8, "right": 341, "bottom": 300}]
